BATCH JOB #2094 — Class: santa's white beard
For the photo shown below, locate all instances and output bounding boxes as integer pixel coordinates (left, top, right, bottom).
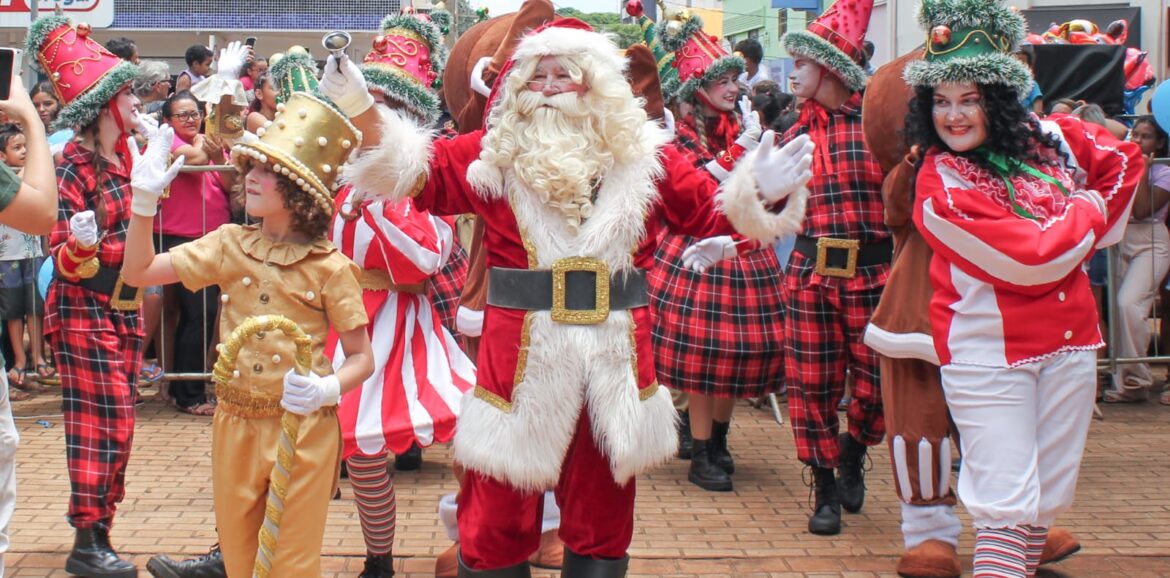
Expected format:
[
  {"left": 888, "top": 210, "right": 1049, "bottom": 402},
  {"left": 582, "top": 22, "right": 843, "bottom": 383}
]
[{"left": 508, "top": 92, "right": 611, "bottom": 231}]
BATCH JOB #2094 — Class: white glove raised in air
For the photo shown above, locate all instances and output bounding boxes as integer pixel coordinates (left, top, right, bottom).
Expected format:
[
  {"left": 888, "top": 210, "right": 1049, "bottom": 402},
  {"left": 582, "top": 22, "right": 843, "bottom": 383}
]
[
  {"left": 736, "top": 96, "right": 762, "bottom": 150},
  {"left": 129, "top": 119, "right": 185, "bottom": 217},
  {"left": 320, "top": 53, "right": 375, "bottom": 118},
  {"left": 681, "top": 235, "right": 739, "bottom": 273},
  {"left": 281, "top": 370, "right": 341, "bottom": 416},
  {"left": 213, "top": 41, "right": 248, "bottom": 82},
  {"left": 69, "top": 210, "right": 99, "bottom": 247},
  {"left": 752, "top": 131, "right": 814, "bottom": 204}
]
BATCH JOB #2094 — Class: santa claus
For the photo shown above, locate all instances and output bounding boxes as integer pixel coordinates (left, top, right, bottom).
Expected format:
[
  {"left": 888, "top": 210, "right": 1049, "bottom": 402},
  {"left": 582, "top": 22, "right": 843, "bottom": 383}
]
[{"left": 321, "top": 18, "right": 814, "bottom": 576}]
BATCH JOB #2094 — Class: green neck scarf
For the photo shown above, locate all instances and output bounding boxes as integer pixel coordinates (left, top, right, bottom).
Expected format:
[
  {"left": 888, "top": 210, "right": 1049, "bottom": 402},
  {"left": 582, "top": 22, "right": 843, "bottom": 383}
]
[{"left": 979, "top": 149, "right": 1069, "bottom": 221}]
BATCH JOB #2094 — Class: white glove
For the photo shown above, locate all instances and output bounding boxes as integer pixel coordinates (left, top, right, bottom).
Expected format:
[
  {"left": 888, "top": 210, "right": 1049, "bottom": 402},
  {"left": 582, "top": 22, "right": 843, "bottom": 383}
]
[
  {"left": 736, "top": 96, "right": 762, "bottom": 150},
  {"left": 320, "top": 53, "right": 375, "bottom": 118},
  {"left": 281, "top": 370, "right": 341, "bottom": 416},
  {"left": 69, "top": 211, "right": 99, "bottom": 247},
  {"left": 681, "top": 235, "right": 738, "bottom": 273},
  {"left": 753, "top": 131, "right": 814, "bottom": 204},
  {"left": 129, "top": 122, "right": 185, "bottom": 217},
  {"left": 213, "top": 41, "right": 247, "bottom": 81}
]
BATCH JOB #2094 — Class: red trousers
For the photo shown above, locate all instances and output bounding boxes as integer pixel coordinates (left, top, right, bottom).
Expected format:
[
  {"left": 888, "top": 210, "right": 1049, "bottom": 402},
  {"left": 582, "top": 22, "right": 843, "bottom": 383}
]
[{"left": 457, "top": 408, "right": 634, "bottom": 569}]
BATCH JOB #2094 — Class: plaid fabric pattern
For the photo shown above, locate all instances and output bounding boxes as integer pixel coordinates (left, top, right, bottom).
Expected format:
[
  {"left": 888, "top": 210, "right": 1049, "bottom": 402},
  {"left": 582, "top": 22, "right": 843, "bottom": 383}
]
[
  {"left": 648, "top": 116, "right": 785, "bottom": 398},
  {"left": 49, "top": 143, "right": 134, "bottom": 270},
  {"left": 785, "top": 281, "right": 885, "bottom": 468},
  {"left": 48, "top": 283, "right": 143, "bottom": 528},
  {"left": 427, "top": 241, "right": 468, "bottom": 337}
]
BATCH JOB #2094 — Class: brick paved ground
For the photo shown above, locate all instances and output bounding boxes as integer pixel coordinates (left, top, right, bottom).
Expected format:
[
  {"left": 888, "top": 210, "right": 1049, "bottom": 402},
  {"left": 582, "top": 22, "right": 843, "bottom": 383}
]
[{"left": 5, "top": 387, "right": 1169, "bottom": 577}]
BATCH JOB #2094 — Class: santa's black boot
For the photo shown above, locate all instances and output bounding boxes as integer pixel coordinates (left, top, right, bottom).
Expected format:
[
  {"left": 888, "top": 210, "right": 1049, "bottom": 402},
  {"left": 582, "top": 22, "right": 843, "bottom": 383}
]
[
  {"left": 65, "top": 522, "right": 137, "bottom": 578},
  {"left": 146, "top": 543, "right": 226, "bottom": 578},
  {"left": 561, "top": 548, "right": 629, "bottom": 578},
  {"left": 456, "top": 552, "right": 531, "bottom": 578}
]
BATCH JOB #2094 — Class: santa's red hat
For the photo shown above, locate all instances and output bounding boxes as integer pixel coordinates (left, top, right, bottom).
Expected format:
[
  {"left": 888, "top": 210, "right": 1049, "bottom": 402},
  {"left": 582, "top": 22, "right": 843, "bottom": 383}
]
[{"left": 782, "top": 0, "right": 873, "bottom": 92}]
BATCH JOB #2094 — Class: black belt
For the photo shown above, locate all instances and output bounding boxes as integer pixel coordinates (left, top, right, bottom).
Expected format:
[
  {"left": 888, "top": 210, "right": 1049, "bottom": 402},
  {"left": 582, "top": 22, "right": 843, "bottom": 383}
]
[
  {"left": 487, "top": 261, "right": 648, "bottom": 325},
  {"left": 57, "top": 264, "right": 144, "bottom": 310},
  {"left": 793, "top": 235, "right": 892, "bottom": 278}
]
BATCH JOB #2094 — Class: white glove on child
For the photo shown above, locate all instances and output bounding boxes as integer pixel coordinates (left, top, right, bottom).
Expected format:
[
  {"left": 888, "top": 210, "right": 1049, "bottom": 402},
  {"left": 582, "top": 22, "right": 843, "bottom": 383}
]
[
  {"left": 681, "top": 235, "right": 739, "bottom": 273},
  {"left": 320, "top": 53, "right": 375, "bottom": 118},
  {"left": 129, "top": 120, "right": 185, "bottom": 217},
  {"left": 736, "top": 96, "right": 762, "bottom": 150},
  {"left": 213, "top": 41, "right": 248, "bottom": 82},
  {"left": 753, "top": 131, "right": 814, "bottom": 204},
  {"left": 281, "top": 370, "right": 341, "bottom": 416},
  {"left": 69, "top": 211, "right": 99, "bottom": 247}
]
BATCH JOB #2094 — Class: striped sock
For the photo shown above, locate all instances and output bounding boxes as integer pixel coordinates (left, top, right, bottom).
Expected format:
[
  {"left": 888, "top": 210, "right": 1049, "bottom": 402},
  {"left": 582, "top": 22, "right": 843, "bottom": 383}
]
[
  {"left": 1022, "top": 525, "right": 1047, "bottom": 576},
  {"left": 973, "top": 527, "right": 1029, "bottom": 578},
  {"left": 347, "top": 453, "right": 397, "bottom": 556}
]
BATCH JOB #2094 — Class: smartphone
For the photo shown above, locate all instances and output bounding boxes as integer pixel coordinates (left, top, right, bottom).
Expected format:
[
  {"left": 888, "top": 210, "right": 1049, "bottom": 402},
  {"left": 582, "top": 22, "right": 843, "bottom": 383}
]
[
  {"left": 245, "top": 37, "right": 257, "bottom": 48},
  {"left": 0, "top": 48, "right": 21, "bottom": 101}
]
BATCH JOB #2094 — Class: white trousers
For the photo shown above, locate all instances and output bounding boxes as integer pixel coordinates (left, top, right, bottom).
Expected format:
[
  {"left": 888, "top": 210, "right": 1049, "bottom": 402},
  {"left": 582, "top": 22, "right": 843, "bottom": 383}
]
[
  {"left": 1114, "top": 223, "right": 1170, "bottom": 389},
  {"left": 940, "top": 350, "right": 1095, "bottom": 529},
  {"left": 0, "top": 375, "right": 19, "bottom": 575}
]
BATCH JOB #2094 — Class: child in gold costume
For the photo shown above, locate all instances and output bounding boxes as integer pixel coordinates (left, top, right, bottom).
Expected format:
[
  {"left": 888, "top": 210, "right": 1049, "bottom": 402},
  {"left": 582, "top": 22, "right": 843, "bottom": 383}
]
[{"left": 121, "top": 92, "right": 374, "bottom": 577}]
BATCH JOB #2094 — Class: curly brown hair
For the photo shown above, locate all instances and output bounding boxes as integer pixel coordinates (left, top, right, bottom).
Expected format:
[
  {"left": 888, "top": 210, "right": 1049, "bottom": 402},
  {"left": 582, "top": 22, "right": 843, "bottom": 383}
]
[{"left": 238, "top": 158, "right": 332, "bottom": 238}]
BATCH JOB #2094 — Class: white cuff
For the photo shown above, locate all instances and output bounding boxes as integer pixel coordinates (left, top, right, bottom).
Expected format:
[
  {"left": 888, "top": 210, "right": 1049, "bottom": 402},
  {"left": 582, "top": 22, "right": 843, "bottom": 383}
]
[
  {"left": 130, "top": 188, "right": 160, "bottom": 218},
  {"left": 322, "top": 374, "right": 341, "bottom": 406},
  {"left": 333, "top": 90, "right": 375, "bottom": 119}
]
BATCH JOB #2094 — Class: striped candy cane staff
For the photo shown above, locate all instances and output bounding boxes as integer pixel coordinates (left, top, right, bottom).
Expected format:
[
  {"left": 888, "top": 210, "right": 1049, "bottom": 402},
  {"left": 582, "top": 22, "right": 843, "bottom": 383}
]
[{"left": 210, "top": 314, "right": 314, "bottom": 578}]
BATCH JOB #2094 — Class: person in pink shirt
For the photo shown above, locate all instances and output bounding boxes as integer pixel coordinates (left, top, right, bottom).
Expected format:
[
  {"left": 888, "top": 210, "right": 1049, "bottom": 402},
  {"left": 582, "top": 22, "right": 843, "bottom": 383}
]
[{"left": 151, "top": 90, "right": 235, "bottom": 415}]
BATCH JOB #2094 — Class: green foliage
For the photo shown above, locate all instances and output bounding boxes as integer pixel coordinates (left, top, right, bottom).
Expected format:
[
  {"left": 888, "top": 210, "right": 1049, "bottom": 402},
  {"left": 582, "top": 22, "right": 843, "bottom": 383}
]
[{"left": 556, "top": 7, "right": 643, "bottom": 49}]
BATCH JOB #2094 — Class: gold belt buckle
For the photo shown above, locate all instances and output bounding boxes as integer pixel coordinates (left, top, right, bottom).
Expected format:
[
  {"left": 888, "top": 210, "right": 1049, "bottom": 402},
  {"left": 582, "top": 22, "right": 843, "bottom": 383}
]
[
  {"left": 109, "top": 275, "right": 145, "bottom": 311},
  {"left": 815, "top": 238, "right": 860, "bottom": 279},
  {"left": 550, "top": 257, "right": 610, "bottom": 325}
]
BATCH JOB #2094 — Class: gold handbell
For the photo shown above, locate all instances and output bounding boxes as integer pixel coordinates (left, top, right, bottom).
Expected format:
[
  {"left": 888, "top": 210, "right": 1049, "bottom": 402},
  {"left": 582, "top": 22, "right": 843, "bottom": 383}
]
[{"left": 76, "top": 256, "right": 100, "bottom": 279}]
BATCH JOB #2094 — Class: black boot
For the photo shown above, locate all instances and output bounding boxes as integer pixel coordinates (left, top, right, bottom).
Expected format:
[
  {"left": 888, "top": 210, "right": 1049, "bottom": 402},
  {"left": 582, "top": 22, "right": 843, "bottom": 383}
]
[
  {"left": 394, "top": 443, "right": 423, "bottom": 471},
  {"left": 561, "top": 548, "right": 629, "bottom": 578},
  {"left": 687, "top": 439, "right": 733, "bottom": 492},
  {"left": 358, "top": 553, "right": 395, "bottom": 578},
  {"left": 837, "top": 432, "right": 868, "bottom": 514},
  {"left": 808, "top": 467, "right": 841, "bottom": 535},
  {"left": 456, "top": 552, "right": 531, "bottom": 578},
  {"left": 146, "top": 543, "right": 225, "bottom": 578},
  {"left": 65, "top": 523, "right": 138, "bottom": 578},
  {"left": 677, "top": 411, "right": 693, "bottom": 460},
  {"left": 710, "top": 420, "right": 735, "bottom": 475}
]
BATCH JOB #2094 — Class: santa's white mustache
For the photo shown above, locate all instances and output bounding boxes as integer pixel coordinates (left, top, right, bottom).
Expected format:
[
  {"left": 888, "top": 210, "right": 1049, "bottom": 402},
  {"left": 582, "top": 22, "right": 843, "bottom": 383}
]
[{"left": 516, "top": 90, "right": 589, "bottom": 118}]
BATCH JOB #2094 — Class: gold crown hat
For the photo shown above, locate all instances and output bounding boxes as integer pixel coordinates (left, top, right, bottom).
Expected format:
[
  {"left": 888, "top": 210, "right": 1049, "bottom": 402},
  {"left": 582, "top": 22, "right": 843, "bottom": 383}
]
[{"left": 231, "top": 92, "right": 362, "bottom": 215}]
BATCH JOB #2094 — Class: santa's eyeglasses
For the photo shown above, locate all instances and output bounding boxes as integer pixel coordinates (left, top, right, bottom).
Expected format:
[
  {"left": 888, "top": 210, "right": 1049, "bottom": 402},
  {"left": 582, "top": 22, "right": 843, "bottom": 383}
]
[{"left": 525, "top": 78, "right": 576, "bottom": 92}]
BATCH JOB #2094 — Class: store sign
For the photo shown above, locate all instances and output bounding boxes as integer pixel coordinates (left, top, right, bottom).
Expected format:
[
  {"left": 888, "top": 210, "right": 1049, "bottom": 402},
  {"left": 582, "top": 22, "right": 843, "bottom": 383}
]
[{"left": 0, "top": 0, "right": 114, "bottom": 28}]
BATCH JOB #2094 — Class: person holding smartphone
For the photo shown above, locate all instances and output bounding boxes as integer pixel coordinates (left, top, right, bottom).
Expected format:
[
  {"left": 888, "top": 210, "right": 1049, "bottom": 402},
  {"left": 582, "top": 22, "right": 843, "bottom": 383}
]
[{"left": 0, "top": 65, "right": 61, "bottom": 578}]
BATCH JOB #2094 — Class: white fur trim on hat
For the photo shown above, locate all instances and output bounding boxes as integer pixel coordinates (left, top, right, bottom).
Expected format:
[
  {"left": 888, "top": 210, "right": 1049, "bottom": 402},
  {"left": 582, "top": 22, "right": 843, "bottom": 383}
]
[{"left": 510, "top": 27, "right": 628, "bottom": 77}]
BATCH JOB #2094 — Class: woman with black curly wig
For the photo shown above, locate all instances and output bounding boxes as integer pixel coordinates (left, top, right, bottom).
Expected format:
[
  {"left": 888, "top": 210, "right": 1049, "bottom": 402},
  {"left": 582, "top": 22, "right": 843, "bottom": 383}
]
[{"left": 905, "top": 1, "right": 1143, "bottom": 576}]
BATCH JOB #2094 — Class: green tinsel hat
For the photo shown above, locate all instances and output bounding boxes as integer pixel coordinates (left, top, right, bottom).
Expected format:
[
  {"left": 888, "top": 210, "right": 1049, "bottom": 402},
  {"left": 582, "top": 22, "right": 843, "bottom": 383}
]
[
  {"left": 359, "top": 8, "right": 449, "bottom": 125},
  {"left": 656, "top": 9, "right": 743, "bottom": 104},
  {"left": 624, "top": 0, "right": 679, "bottom": 103},
  {"left": 781, "top": 0, "right": 873, "bottom": 93},
  {"left": 268, "top": 47, "right": 321, "bottom": 105},
  {"left": 27, "top": 14, "right": 139, "bottom": 131},
  {"left": 902, "top": 0, "right": 1032, "bottom": 96}
]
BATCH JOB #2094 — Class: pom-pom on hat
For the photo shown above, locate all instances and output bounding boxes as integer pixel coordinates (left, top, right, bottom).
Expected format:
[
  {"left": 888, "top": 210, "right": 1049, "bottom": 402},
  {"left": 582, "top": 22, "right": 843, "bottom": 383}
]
[
  {"left": 656, "top": 9, "right": 743, "bottom": 104},
  {"left": 268, "top": 47, "right": 321, "bottom": 105},
  {"left": 781, "top": 0, "right": 873, "bottom": 92},
  {"left": 27, "top": 14, "right": 139, "bottom": 131},
  {"left": 902, "top": 0, "right": 1032, "bottom": 96},
  {"left": 232, "top": 92, "right": 362, "bottom": 216},
  {"left": 361, "top": 6, "right": 450, "bottom": 124}
]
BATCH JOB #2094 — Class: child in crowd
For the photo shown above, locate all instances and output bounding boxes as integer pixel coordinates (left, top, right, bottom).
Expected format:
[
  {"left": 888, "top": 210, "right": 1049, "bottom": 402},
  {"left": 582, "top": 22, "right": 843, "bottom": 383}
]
[
  {"left": 122, "top": 91, "right": 373, "bottom": 577},
  {"left": 0, "top": 124, "right": 48, "bottom": 396}
]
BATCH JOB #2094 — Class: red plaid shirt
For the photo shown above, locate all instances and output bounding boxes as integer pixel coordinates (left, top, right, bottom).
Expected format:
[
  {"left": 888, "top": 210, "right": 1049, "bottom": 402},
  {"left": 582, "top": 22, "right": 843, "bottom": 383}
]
[
  {"left": 780, "top": 93, "right": 887, "bottom": 244},
  {"left": 51, "top": 142, "right": 135, "bottom": 268}
]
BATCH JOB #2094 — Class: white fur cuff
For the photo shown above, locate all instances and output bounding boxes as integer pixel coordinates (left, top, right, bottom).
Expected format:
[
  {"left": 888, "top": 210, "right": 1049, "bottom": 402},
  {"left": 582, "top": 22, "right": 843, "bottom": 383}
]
[
  {"left": 716, "top": 150, "right": 808, "bottom": 242},
  {"left": 341, "top": 106, "right": 436, "bottom": 201}
]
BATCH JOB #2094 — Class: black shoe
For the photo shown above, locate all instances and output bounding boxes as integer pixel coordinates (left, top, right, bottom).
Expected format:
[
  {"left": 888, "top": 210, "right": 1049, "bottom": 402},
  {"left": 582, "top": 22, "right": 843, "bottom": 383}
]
[
  {"left": 677, "top": 411, "right": 693, "bottom": 460},
  {"left": 146, "top": 543, "right": 225, "bottom": 578},
  {"left": 456, "top": 552, "right": 532, "bottom": 577},
  {"left": 65, "top": 523, "right": 138, "bottom": 578},
  {"left": 837, "top": 433, "right": 868, "bottom": 514},
  {"left": 394, "top": 443, "right": 423, "bottom": 471},
  {"left": 710, "top": 420, "right": 735, "bottom": 475},
  {"left": 687, "top": 439, "right": 733, "bottom": 492},
  {"left": 561, "top": 548, "right": 629, "bottom": 578},
  {"left": 358, "top": 553, "right": 395, "bottom": 578},
  {"left": 807, "top": 466, "right": 841, "bottom": 535}
]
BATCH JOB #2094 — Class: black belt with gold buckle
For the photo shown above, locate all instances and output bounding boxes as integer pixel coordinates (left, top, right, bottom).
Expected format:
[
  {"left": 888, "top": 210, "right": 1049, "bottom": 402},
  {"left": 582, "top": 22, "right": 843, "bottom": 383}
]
[
  {"left": 487, "top": 258, "right": 648, "bottom": 325},
  {"left": 57, "top": 264, "right": 144, "bottom": 311},
  {"left": 794, "top": 235, "right": 892, "bottom": 279}
]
